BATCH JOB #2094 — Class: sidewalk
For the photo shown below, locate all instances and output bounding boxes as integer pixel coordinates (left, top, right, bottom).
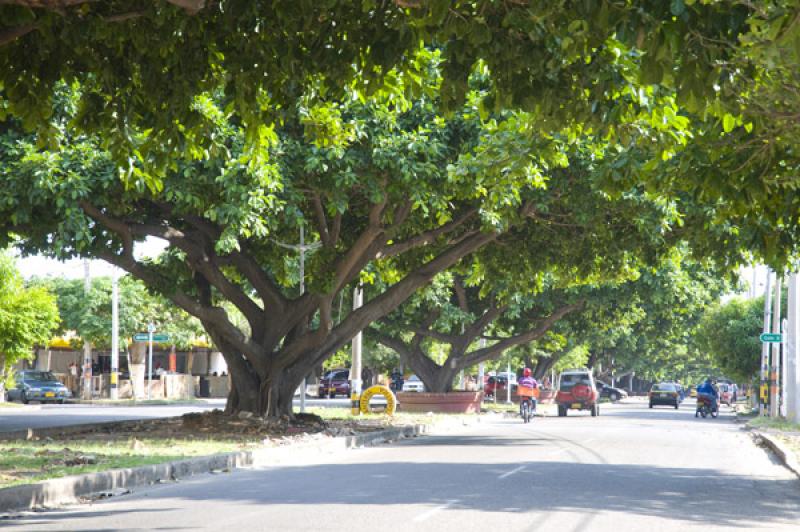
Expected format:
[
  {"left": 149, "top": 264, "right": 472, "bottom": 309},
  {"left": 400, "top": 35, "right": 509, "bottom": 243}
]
[{"left": 746, "top": 417, "right": 800, "bottom": 479}]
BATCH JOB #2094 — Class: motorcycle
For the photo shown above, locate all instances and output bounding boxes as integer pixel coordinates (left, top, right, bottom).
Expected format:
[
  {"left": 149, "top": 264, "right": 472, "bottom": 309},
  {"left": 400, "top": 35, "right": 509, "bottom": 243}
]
[
  {"left": 518, "top": 385, "right": 538, "bottom": 423},
  {"left": 695, "top": 393, "right": 718, "bottom": 418}
]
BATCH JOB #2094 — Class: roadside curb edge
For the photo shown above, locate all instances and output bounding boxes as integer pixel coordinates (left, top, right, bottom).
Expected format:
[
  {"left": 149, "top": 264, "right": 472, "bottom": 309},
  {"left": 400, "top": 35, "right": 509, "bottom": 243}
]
[
  {"left": 752, "top": 430, "right": 800, "bottom": 479},
  {"left": 0, "top": 423, "right": 428, "bottom": 514}
]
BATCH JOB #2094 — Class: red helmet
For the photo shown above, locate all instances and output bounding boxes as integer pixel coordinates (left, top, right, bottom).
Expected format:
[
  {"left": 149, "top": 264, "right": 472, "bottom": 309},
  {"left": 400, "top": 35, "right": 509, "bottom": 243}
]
[{"left": 523, "top": 368, "right": 532, "bottom": 377}]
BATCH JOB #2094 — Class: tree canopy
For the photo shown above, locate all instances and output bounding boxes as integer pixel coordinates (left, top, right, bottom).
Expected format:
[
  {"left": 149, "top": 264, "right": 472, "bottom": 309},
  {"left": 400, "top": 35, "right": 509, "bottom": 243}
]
[
  {"left": 0, "top": 251, "right": 60, "bottom": 384},
  {"left": 697, "top": 295, "right": 765, "bottom": 382},
  {"left": 0, "top": 0, "right": 752, "bottom": 173},
  {"left": 35, "top": 275, "right": 205, "bottom": 351},
  {"left": 4, "top": 3, "right": 800, "bottom": 416}
]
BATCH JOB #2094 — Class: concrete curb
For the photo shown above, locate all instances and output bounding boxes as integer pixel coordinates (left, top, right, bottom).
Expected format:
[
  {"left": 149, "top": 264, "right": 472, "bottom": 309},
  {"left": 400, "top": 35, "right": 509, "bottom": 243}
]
[
  {"left": 752, "top": 430, "right": 800, "bottom": 479},
  {"left": 0, "top": 424, "right": 428, "bottom": 514}
]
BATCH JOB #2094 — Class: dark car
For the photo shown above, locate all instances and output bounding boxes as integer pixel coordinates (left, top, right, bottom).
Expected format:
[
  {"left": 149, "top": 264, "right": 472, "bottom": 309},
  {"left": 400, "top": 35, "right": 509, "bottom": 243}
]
[
  {"left": 318, "top": 369, "right": 351, "bottom": 398},
  {"left": 7, "top": 370, "right": 71, "bottom": 404},
  {"left": 649, "top": 382, "right": 680, "bottom": 409},
  {"left": 596, "top": 381, "right": 628, "bottom": 402}
]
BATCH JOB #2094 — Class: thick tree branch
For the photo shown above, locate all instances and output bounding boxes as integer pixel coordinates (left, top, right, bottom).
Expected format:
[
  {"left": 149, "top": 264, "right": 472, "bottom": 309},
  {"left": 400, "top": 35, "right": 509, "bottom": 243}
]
[
  {"left": 307, "top": 229, "right": 499, "bottom": 368},
  {"left": 453, "top": 276, "right": 469, "bottom": 313},
  {"left": 380, "top": 207, "right": 479, "bottom": 258},
  {"left": 182, "top": 212, "right": 289, "bottom": 312},
  {"left": 0, "top": 23, "right": 37, "bottom": 46},
  {"left": 462, "top": 301, "right": 585, "bottom": 367},
  {"left": 0, "top": 0, "right": 206, "bottom": 14},
  {"left": 311, "top": 192, "right": 331, "bottom": 248},
  {"left": 82, "top": 202, "right": 266, "bottom": 346},
  {"left": 331, "top": 199, "right": 389, "bottom": 293},
  {"left": 93, "top": 246, "right": 267, "bottom": 374}
]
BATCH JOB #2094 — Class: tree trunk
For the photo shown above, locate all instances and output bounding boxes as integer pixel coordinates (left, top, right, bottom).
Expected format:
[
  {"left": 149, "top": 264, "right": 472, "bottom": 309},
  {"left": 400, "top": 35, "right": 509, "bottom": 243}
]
[
  {"left": 401, "top": 347, "right": 460, "bottom": 393},
  {"left": 218, "top": 348, "right": 314, "bottom": 418},
  {"left": 533, "top": 355, "right": 559, "bottom": 381},
  {"left": 186, "top": 351, "right": 195, "bottom": 375},
  {"left": 129, "top": 342, "right": 147, "bottom": 399}
]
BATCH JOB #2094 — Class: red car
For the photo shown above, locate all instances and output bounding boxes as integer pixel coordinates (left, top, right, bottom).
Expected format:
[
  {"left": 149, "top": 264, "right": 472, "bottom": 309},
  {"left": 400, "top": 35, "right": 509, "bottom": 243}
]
[
  {"left": 484, "top": 375, "right": 509, "bottom": 398},
  {"left": 318, "top": 368, "right": 351, "bottom": 398},
  {"left": 555, "top": 369, "right": 600, "bottom": 417},
  {"left": 718, "top": 383, "right": 734, "bottom": 406}
]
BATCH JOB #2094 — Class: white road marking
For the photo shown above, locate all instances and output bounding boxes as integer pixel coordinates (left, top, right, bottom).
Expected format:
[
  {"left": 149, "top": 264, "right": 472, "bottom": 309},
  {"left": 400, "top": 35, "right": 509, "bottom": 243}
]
[
  {"left": 498, "top": 465, "right": 526, "bottom": 479},
  {"left": 412, "top": 499, "right": 458, "bottom": 522}
]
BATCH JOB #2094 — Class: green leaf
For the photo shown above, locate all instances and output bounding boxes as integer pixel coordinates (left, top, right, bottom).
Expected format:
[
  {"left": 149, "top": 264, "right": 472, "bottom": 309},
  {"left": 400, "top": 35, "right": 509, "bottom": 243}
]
[{"left": 722, "top": 113, "right": 735, "bottom": 133}]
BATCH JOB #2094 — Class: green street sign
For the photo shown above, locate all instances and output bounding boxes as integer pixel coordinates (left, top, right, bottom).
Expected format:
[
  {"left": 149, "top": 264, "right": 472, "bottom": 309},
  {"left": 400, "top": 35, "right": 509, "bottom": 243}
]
[
  {"left": 760, "top": 333, "right": 783, "bottom": 343},
  {"left": 133, "top": 333, "right": 170, "bottom": 342}
]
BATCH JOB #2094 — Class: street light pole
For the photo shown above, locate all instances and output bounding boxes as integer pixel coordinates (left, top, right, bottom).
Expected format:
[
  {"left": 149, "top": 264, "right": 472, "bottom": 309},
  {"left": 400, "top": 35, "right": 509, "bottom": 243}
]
[
  {"left": 760, "top": 270, "right": 773, "bottom": 416},
  {"left": 82, "top": 260, "right": 93, "bottom": 400},
  {"left": 350, "top": 285, "right": 363, "bottom": 415},
  {"left": 110, "top": 268, "right": 119, "bottom": 400}
]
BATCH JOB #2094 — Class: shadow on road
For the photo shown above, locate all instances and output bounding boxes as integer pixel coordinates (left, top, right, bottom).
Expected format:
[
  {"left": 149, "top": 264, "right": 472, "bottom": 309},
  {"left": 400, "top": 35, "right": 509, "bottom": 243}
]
[{"left": 13, "top": 458, "right": 800, "bottom": 529}]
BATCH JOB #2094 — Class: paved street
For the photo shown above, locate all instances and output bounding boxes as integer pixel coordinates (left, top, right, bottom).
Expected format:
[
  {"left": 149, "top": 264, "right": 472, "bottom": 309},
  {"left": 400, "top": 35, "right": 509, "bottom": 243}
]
[
  {"left": 4, "top": 399, "right": 800, "bottom": 531},
  {"left": 0, "top": 397, "right": 350, "bottom": 433}
]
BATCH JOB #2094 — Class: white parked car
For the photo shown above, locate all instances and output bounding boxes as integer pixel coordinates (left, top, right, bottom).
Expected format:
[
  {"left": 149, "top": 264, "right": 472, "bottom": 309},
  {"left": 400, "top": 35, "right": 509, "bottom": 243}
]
[
  {"left": 495, "top": 371, "right": 518, "bottom": 385},
  {"left": 402, "top": 375, "right": 425, "bottom": 392}
]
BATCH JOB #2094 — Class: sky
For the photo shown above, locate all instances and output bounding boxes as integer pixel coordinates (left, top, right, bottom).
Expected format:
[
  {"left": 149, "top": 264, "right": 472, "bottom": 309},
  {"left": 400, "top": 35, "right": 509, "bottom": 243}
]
[{"left": 13, "top": 238, "right": 169, "bottom": 280}]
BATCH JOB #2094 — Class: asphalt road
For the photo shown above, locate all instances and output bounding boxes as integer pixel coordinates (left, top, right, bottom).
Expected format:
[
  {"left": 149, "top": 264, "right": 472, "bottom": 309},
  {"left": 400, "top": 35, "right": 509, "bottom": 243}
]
[
  {"left": 4, "top": 399, "right": 800, "bottom": 531},
  {"left": 0, "top": 398, "right": 347, "bottom": 433}
]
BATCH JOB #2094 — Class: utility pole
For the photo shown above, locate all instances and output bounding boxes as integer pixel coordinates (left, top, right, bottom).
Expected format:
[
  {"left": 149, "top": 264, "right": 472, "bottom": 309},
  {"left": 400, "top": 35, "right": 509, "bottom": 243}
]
[
  {"left": 110, "top": 268, "right": 119, "bottom": 400},
  {"left": 760, "top": 270, "right": 773, "bottom": 416},
  {"left": 275, "top": 228, "right": 320, "bottom": 413},
  {"left": 81, "top": 260, "right": 93, "bottom": 400},
  {"left": 782, "top": 317, "right": 788, "bottom": 417},
  {"left": 787, "top": 273, "right": 798, "bottom": 422},
  {"left": 299, "top": 226, "right": 306, "bottom": 414},
  {"left": 350, "top": 285, "right": 363, "bottom": 415},
  {"left": 505, "top": 354, "right": 512, "bottom": 405},
  {"left": 770, "top": 274, "right": 782, "bottom": 417},
  {"left": 478, "top": 338, "right": 486, "bottom": 403},
  {"left": 147, "top": 322, "right": 155, "bottom": 400}
]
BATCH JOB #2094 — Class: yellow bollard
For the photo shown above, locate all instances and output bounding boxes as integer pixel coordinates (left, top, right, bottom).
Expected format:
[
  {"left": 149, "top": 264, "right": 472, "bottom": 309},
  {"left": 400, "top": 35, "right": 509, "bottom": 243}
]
[{"left": 359, "top": 385, "right": 397, "bottom": 416}]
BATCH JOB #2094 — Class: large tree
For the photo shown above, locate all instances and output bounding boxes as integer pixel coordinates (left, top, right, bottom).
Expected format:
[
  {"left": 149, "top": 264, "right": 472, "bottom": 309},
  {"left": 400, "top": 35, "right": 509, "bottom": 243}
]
[
  {"left": 697, "top": 296, "right": 765, "bottom": 383},
  {"left": 3, "top": 26, "right": 800, "bottom": 417},
  {"left": 366, "top": 153, "right": 679, "bottom": 392}
]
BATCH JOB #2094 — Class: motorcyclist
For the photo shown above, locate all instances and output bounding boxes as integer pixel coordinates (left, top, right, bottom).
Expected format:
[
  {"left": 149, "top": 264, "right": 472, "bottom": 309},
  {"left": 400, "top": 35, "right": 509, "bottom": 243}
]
[
  {"left": 696, "top": 377, "right": 718, "bottom": 412},
  {"left": 518, "top": 368, "right": 538, "bottom": 417}
]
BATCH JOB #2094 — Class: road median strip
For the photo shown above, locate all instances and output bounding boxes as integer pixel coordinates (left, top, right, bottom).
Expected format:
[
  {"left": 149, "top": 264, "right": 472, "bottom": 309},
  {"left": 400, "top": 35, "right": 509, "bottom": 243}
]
[{"left": 0, "top": 422, "right": 429, "bottom": 514}]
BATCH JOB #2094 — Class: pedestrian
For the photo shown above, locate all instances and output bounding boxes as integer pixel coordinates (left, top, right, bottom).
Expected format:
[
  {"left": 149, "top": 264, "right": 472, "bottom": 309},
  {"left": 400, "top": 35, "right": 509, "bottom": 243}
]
[{"left": 390, "top": 369, "right": 404, "bottom": 393}]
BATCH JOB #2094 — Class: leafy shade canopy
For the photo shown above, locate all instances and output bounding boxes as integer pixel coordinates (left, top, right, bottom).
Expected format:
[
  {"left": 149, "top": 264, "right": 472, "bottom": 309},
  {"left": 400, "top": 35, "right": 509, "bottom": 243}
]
[
  {"left": 576, "top": 255, "right": 729, "bottom": 383},
  {"left": 697, "top": 296, "right": 765, "bottom": 382},
  {"left": 0, "top": 251, "right": 60, "bottom": 373},
  {"left": 0, "top": 0, "right": 752, "bottom": 179}
]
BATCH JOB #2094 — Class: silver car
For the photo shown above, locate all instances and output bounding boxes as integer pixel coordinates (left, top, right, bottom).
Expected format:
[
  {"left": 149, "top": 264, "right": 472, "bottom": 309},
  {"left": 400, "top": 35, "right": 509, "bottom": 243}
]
[{"left": 7, "top": 370, "right": 71, "bottom": 404}]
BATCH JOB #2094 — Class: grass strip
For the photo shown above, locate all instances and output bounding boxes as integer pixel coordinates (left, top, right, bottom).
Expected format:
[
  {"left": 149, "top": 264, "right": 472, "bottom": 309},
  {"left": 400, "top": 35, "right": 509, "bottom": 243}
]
[{"left": 0, "top": 437, "right": 252, "bottom": 489}]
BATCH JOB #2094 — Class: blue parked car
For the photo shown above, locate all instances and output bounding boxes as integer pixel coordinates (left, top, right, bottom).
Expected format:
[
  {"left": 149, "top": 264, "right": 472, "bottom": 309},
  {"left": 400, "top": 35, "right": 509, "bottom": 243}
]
[{"left": 6, "top": 370, "right": 71, "bottom": 404}]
